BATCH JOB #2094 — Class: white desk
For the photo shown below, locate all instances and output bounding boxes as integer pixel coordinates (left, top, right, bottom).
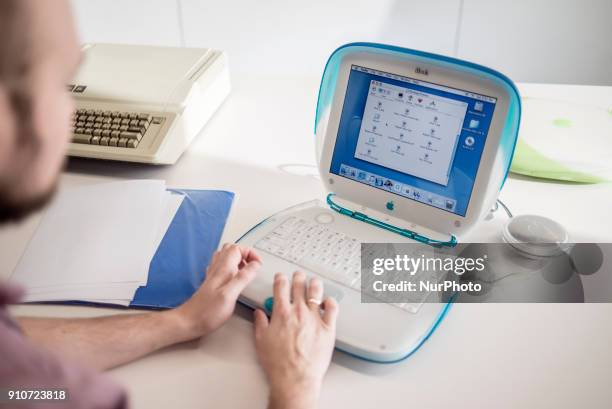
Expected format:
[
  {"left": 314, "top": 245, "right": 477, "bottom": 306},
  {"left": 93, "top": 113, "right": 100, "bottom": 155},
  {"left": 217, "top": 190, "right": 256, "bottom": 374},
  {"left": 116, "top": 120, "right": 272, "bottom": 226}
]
[{"left": 1, "top": 79, "right": 611, "bottom": 408}]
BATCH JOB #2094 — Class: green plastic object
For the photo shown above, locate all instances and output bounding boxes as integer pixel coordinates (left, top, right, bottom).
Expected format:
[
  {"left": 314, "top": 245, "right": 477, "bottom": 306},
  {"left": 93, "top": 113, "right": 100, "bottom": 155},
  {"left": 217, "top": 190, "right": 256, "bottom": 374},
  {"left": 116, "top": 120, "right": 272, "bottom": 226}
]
[
  {"left": 511, "top": 139, "right": 607, "bottom": 184},
  {"left": 509, "top": 98, "right": 612, "bottom": 184},
  {"left": 552, "top": 118, "right": 572, "bottom": 128},
  {"left": 326, "top": 194, "right": 457, "bottom": 247},
  {"left": 264, "top": 296, "right": 274, "bottom": 313}
]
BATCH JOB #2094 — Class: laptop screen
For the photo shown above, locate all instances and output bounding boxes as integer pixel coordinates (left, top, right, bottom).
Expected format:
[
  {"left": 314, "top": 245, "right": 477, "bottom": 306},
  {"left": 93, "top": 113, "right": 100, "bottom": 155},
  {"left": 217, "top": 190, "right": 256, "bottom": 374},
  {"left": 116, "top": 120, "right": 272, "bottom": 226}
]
[{"left": 329, "top": 65, "right": 497, "bottom": 217}]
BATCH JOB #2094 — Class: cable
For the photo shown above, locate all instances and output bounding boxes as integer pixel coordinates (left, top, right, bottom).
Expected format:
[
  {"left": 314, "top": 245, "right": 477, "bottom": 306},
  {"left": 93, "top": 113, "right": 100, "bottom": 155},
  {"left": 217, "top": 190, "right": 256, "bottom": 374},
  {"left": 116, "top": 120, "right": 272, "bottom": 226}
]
[{"left": 495, "top": 199, "right": 513, "bottom": 218}]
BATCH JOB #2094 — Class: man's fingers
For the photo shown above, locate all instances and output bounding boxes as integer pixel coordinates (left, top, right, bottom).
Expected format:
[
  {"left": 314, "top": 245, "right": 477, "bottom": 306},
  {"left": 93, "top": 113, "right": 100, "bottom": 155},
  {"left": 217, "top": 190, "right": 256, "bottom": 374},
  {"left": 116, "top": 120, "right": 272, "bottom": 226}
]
[
  {"left": 291, "top": 271, "right": 307, "bottom": 305},
  {"left": 218, "top": 245, "right": 261, "bottom": 273},
  {"left": 208, "top": 245, "right": 242, "bottom": 283},
  {"left": 222, "top": 260, "right": 260, "bottom": 299},
  {"left": 306, "top": 277, "right": 324, "bottom": 312},
  {"left": 253, "top": 309, "right": 269, "bottom": 340},
  {"left": 239, "top": 246, "right": 262, "bottom": 264},
  {"left": 272, "top": 273, "right": 290, "bottom": 311},
  {"left": 321, "top": 297, "right": 339, "bottom": 328}
]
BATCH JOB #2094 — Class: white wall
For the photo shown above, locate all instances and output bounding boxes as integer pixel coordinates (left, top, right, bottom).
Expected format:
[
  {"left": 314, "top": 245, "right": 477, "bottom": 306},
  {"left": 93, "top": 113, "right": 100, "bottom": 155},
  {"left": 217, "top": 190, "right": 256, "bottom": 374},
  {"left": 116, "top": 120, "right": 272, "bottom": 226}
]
[
  {"left": 70, "top": 0, "right": 611, "bottom": 84},
  {"left": 179, "top": 0, "right": 462, "bottom": 78},
  {"left": 70, "top": 0, "right": 183, "bottom": 46},
  {"left": 457, "top": 0, "right": 612, "bottom": 85}
]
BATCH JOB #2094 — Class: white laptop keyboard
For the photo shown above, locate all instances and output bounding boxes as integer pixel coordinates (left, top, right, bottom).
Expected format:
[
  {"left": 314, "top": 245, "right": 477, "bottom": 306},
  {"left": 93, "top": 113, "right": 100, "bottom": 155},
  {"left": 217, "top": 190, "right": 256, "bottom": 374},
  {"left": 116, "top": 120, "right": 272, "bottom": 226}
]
[
  {"left": 254, "top": 217, "right": 441, "bottom": 312},
  {"left": 255, "top": 217, "right": 362, "bottom": 286}
]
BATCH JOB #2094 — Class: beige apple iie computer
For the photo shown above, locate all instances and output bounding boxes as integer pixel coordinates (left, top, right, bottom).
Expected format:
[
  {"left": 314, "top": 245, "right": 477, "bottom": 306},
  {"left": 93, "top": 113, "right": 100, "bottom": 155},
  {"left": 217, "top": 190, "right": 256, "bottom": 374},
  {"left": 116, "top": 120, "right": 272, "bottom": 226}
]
[{"left": 68, "top": 44, "right": 230, "bottom": 164}]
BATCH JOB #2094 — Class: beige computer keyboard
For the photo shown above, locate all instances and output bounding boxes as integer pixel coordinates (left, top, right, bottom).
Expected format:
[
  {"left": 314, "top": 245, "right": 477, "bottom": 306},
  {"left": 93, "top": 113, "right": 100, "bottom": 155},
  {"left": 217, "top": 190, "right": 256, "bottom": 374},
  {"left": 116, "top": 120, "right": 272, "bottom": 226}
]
[{"left": 70, "top": 109, "right": 165, "bottom": 148}]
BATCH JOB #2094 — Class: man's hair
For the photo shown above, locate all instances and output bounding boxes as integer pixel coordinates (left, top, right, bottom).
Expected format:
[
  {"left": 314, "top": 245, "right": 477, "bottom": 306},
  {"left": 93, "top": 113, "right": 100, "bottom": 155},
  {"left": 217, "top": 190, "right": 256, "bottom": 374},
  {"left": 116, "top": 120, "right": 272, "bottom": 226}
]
[
  {"left": 0, "top": 0, "right": 34, "bottom": 141},
  {"left": 0, "top": 1, "right": 27, "bottom": 80},
  {"left": 0, "top": 0, "right": 51, "bottom": 222},
  {"left": 0, "top": 1, "right": 19, "bottom": 75}
]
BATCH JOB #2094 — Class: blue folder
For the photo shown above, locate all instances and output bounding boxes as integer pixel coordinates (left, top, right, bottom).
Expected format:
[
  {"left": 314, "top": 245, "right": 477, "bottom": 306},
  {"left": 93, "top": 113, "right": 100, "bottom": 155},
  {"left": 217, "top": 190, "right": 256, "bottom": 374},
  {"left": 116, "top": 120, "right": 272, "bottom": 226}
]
[
  {"left": 127, "top": 189, "right": 235, "bottom": 309},
  {"left": 43, "top": 189, "right": 233, "bottom": 310}
]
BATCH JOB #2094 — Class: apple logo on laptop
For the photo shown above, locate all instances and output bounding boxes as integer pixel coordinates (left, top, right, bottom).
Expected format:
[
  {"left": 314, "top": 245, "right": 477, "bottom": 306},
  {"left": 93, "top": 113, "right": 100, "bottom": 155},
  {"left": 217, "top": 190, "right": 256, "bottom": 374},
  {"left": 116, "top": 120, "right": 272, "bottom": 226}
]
[{"left": 386, "top": 200, "right": 395, "bottom": 211}]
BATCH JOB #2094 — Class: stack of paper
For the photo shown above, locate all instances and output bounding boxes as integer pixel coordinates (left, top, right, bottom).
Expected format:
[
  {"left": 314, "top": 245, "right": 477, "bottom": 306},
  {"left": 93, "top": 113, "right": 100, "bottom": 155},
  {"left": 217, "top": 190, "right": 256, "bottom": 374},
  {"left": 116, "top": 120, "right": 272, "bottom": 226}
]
[{"left": 10, "top": 180, "right": 184, "bottom": 306}]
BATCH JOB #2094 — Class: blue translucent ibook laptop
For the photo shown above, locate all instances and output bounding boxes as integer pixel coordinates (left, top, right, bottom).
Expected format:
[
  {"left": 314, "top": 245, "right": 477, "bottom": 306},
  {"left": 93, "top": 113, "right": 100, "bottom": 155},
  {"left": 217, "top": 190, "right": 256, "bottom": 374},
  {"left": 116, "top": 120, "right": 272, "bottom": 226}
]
[{"left": 238, "top": 43, "right": 521, "bottom": 362}]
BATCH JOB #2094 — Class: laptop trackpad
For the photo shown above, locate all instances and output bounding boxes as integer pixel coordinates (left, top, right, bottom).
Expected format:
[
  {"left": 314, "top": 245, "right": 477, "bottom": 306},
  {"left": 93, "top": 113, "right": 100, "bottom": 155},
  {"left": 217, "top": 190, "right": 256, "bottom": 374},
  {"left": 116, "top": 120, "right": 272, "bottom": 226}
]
[
  {"left": 321, "top": 280, "right": 345, "bottom": 303},
  {"left": 263, "top": 280, "right": 345, "bottom": 313}
]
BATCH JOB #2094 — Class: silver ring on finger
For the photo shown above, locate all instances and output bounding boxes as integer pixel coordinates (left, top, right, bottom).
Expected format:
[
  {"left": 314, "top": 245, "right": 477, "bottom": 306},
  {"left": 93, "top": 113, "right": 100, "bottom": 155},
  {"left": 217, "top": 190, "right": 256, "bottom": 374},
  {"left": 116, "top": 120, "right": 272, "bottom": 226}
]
[{"left": 307, "top": 298, "right": 322, "bottom": 306}]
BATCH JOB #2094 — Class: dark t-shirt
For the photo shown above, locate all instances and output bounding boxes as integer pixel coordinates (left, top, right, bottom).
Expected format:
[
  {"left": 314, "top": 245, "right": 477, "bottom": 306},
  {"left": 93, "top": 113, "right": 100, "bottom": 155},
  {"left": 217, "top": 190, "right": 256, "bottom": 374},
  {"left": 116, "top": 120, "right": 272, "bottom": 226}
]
[{"left": 0, "top": 284, "right": 127, "bottom": 409}]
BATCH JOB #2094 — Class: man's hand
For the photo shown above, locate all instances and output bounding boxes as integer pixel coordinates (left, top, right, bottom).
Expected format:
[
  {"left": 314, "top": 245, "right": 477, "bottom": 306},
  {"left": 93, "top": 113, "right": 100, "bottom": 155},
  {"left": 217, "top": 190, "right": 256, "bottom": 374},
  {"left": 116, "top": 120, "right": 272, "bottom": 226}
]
[
  {"left": 171, "top": 243, "right": 262, "bottom": 340},
  {"left": 254, "top": 272, "right": 339, "bottom": 409},
  {"left": 16, "top": 243, "right": 262, "bottom": 370}
]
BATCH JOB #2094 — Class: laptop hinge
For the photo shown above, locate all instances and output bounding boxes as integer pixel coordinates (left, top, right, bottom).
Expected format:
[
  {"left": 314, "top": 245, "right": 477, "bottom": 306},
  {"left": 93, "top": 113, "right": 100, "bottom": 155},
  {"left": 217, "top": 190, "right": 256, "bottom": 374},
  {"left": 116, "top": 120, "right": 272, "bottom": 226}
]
[{"left": 326, "top": 193, "right": 457, "bottom": 247}]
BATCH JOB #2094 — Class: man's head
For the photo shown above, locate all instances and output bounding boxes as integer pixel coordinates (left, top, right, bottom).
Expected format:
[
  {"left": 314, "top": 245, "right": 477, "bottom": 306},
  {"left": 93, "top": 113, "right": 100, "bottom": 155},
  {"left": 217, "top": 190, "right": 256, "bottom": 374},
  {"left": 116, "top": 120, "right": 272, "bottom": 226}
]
[{"left": 0, "top": 0, "right": 80, "bottom": 222}]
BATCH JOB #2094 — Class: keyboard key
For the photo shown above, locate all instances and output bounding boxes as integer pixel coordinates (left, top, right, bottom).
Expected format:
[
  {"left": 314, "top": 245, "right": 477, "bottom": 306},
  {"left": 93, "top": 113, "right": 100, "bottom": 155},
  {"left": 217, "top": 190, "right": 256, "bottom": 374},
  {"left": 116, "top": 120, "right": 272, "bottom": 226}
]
[
  {"left": 120, "top": 131, "right": 141, "bottom": 140},
  {"left": 252, "top": 217, "right": 438, "bottom": 313},
  {"left": 72, "top": 109, "right": 154, "bottom": 148},
  {"left": 72, "top": 134, "right": 91, "bottom": 144}
]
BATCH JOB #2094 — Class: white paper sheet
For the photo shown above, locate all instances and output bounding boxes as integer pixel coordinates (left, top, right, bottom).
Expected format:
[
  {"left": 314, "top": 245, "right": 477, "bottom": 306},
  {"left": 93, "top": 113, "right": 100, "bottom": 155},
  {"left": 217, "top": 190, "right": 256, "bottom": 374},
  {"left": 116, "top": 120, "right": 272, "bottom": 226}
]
[
  {"left": 21, "top": 191, "right": 185, "bottom": 304},
  {"left": 22, "top": 284, "right": 141, "bottom": 302},
  {"left": 25, "top": 281, "right": 142, "bottom": 294},
  {"left": 11, "top": 180, "right": 169, "bottom": 292},
  {"left": 150, "top": 192, "right": 184, "bottom": 258}
]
